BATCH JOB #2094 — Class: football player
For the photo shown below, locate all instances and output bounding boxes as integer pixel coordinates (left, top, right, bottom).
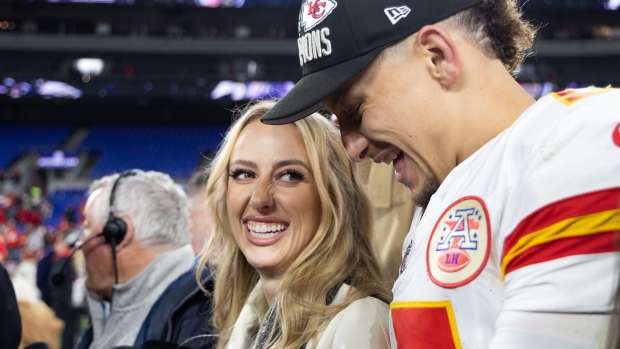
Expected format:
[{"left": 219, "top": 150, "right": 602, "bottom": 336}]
[{"left": 262, "top": 0, "right": 620, "bottom": 347}]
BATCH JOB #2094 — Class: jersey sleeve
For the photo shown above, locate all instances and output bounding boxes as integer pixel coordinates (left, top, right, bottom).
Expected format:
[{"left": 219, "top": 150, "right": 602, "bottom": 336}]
[{"left": 492, "top": 88, "right": 620, "bottom": 346}]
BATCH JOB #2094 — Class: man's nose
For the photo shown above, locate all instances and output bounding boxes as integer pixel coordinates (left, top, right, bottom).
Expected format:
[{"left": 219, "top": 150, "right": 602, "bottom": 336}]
[
  {"left": 341, "top": 131, "right": 370, "bottom": 162},
  {"left": 249, "top": 179, "right": 275, "bottom": 212}
]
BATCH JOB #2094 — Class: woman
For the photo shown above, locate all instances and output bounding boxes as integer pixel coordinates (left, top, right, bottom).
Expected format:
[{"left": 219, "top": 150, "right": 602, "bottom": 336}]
[{"left": 197, "top": 100, "right": 391, "bottom": 349}]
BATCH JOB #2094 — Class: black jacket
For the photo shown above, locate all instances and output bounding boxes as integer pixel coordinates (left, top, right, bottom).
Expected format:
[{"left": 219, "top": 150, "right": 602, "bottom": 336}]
[
  {"left": 133, "top": 265, "right": 216, "bottom": 349},
  {"left": 0, "top": 263, "right": 21, "bottom": 349}
]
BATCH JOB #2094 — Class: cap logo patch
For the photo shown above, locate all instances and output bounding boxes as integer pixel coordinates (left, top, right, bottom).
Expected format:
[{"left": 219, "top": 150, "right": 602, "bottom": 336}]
[
  {"left": 426, "top": 196, "right": 491, "bottom": 288},
  {"left": 384, "top": 5, "right": 411, "bottom": 25},
  {"left": 299, "top": 0, "right": 338, "bottom": 33}
]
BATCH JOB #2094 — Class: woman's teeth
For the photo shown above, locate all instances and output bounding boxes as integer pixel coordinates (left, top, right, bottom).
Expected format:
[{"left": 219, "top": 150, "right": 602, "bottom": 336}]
[{"left": 246, "top": 221, "right": 287, "bottom": 238}]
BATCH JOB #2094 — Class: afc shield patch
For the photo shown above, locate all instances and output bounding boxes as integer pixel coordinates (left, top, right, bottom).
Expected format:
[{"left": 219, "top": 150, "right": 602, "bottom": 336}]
[{"left": 426, "top": 196, "right": 491, "bottom": 288}]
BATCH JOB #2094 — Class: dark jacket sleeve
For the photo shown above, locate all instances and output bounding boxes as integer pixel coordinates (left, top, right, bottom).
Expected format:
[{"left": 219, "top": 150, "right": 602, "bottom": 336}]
[
  {"left": 134, "top": 266, "right": 216, "bottom": 349},
  {"left": 0, "top": 263, "right": 22, "bottom": 349}
]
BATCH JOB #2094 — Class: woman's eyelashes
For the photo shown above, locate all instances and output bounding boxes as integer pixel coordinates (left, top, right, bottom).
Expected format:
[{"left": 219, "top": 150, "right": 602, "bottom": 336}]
[
  {"left": 229, "top": 168, "right": 256, "bottom": 180},
  {"left": 229, "top": 167, "right": 306, "bottom": 183},
  {"left": 277, "top": 169, "right": 305, "bottom": 183}
]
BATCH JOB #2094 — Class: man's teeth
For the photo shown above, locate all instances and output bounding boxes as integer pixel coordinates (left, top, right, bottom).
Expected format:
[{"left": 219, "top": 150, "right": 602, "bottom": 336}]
[{"left": 246, "top": 221, "right": 287, "bottom": 237}]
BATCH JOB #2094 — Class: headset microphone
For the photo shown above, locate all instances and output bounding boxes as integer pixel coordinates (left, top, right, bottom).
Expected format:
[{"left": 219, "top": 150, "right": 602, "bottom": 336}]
[{"left": 51, "top": 232, "right": 104, "bottom": 286}]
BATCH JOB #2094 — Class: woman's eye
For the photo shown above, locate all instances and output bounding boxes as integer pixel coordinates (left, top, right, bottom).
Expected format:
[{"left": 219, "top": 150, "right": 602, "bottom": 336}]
[
  {"left": 229, "top": 169, "right": 255, "bottom": 180},
  {"left": 279, "top": 169, "right": 305, "bottom": 182}
]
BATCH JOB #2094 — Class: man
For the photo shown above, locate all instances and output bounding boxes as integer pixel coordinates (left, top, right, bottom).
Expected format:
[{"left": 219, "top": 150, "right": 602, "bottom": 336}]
[
  {"left": 133, "top": 169, "right": 216, "bottom": 349},
  {"left": 185, "top": 170, "right": 212, "bottom": 254},
  {"left": 262, "top": 0, "right": 620, "bottom": 347},
  {"left": 48, "top": 235, "right": 79, "bottom": 349},
  {"left": 76, "top": 170, "right": 195, "bottom": 349}
]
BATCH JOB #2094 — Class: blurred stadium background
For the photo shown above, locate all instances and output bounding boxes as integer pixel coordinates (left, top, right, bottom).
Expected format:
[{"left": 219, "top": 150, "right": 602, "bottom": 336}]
[
  {"left": 0, "top": 0, "right": 618, "bottom": 347},
  {"left": 0, "top": 0, "right": 618, "bottom": 246},
  {"left": 0, "top": 0, "right": 618, "bottom": 238}
]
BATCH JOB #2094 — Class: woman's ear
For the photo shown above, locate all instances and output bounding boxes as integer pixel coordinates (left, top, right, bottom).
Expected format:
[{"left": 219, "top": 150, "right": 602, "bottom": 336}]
[{"left": 415, "top": 25, "right": 462, "bottom": 89}]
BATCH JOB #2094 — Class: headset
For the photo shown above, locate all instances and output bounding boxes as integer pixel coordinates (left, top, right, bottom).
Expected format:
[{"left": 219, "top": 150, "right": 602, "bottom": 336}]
[
  {"left": 52, "top": 170, "right": 138, "bottom": 287},
  {"left": 104, "top": 170, "right": 137, "bottom": 285},
  {"left": 102, "top": 170, "right": 137, "bottom": 246}
]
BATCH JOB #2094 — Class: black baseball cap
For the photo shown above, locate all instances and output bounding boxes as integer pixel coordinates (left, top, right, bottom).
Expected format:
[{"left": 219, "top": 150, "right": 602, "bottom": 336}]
[{"left": 262, "top": 0, "right": 482, "bottom": 125}]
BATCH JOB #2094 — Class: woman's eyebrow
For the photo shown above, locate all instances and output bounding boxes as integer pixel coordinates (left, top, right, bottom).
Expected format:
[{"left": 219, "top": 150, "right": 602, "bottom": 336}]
[
  {"left": 229, "top": 159, "right": 257, "bottom": 168},
  {"left": 274, "top": 159, "right": 310, "bottom": 171}
]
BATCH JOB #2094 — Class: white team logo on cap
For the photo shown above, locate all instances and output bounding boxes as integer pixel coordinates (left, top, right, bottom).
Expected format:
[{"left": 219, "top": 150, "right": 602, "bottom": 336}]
[
  {"left": 427, "top": 196, "right": 491, "bottom": 288},
  {"left": 384, "top": 5, "right": 411, "bottom": 25},
  {"left": 299, "top": 0, "right": 338, "bottom": 32}
]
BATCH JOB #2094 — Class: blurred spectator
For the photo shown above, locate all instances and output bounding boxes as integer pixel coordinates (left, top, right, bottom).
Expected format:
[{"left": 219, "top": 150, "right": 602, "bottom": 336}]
[
  {"left": 25, "top": 225, "right": 46, "bottom": 258},
  {"left": 5, "top": 219, "right": 22, "bottom": 261},
  {"left": 11, "top": 253, "right": 64, "bottom": 349},
  {"left": 49, "top": 234, "right": 80, "bottom": 349},
  {"left": 17, "top": 301, "right": 64, "bottom": 349},
  {"left": 75, "top": 170, "right": 195, "bottom": 349},
  {"left": 0, "top": 234, "right": 7, "bottom": 262},
  {"left": 186, "top": 170, "right": 212, "bottom": 254}
]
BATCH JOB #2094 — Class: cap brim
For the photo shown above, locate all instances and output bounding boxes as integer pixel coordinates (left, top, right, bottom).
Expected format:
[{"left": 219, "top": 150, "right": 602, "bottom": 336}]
[{"left": 262, "top": 46, "right": 383, "bottom": 125}]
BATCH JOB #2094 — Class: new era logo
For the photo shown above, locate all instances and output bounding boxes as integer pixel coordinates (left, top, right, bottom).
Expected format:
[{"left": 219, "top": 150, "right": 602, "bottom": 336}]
[{"left": 384, "top": 5, "right": 411, "bottom": 25}]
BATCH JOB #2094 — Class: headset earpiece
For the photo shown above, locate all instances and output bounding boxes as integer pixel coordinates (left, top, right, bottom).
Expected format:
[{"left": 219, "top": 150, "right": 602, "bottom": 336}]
[
  {"left": 102, "top": 170, "right": 136, "bottom": 247},
  {"left": 102, "top": 215, "right": 128, "bottom": 245}
]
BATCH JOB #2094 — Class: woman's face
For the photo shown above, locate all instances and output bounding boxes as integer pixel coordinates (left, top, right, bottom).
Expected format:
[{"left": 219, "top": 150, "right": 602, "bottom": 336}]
[{"left": 226, "top": 119, "right": 321, "bottom": 280}]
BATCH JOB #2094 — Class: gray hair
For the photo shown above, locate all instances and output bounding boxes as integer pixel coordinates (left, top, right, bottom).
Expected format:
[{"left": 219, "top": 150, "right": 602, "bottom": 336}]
[{"left": 88, "top": 170, "right": 190, "bottom": 247}]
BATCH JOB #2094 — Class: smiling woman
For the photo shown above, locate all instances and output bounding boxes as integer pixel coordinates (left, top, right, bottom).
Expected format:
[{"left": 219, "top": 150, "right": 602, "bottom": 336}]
[{"left": 197, "top": 100, "right": 391, "bottom": 349}]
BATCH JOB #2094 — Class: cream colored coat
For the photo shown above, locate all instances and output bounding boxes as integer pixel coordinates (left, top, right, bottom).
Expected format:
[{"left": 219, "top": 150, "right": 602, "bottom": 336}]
[
  {"left": 354, "top": 160, "right": 416, "bottom": 286},
  {"left": 225, "top": 283, "right": 390, "bottom": 349}
]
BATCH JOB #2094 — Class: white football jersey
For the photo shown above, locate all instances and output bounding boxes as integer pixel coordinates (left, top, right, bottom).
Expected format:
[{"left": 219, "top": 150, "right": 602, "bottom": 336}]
[{"left": 390, "top": 87, "right": 620, "bottom": 349}]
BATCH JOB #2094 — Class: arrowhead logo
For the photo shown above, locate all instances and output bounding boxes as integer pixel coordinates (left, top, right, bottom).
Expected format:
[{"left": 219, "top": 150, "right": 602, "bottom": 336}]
[
  {"left": 299, "top": 0, "right": 338, "bottom": 33},
  {"left": 384, "top": 5, "right": 411, "bottom": 25}
]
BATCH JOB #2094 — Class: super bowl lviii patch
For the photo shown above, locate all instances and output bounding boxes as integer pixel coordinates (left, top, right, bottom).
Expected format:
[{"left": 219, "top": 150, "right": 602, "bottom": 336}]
[{"left": 426, "top": 196, "right": 491, "bottom": 288}]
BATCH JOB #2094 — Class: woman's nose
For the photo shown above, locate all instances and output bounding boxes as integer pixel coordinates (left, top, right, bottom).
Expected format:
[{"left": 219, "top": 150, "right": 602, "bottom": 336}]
[{"left": 249, "top": 180, "right": 274, "bottom": 212}]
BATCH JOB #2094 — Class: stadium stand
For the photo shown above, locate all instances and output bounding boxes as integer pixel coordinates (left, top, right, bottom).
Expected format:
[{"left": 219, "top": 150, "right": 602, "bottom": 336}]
[
  {"left": 0, "top": 126, "right": 71, "bottom": 168},
  {"left": 81, "top": 126, "right": 224, "bottom": 179}
]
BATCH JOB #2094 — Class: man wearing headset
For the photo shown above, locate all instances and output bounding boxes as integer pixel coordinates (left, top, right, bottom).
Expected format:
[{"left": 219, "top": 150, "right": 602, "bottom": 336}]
[{"left": 76, "top": 170, "right": 196, "bottom": 349}]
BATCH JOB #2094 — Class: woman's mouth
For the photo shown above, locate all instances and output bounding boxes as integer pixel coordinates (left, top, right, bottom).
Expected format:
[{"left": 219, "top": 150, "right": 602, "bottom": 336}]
[{"left": 244, "top": 220, "right": 289, "bottom": 246}]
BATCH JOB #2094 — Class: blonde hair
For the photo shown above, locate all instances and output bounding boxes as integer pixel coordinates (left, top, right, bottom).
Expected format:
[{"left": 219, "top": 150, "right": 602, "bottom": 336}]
[{"left": 197, "top": 100, "right": 390, "bottom": 349}]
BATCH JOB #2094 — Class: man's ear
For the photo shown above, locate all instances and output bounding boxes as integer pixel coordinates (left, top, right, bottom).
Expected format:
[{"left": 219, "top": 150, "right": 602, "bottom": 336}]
[
  {"left": 117, "top": 216, "right": 134, "bottom": 249},
  {"left": 415, "top": 25, "right": 462, "bottom": 89}
]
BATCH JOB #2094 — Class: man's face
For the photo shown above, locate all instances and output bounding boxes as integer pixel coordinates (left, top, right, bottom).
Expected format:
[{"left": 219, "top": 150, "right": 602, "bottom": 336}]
[
  {"left": 82, "top": 189, "right": 114, "bottom": 299},
  {"left": 326, "top": 48, "right": 454, "bottom": 207},
  {"left": 188, "top": 187, "right": 212, "bottom": 254}
]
